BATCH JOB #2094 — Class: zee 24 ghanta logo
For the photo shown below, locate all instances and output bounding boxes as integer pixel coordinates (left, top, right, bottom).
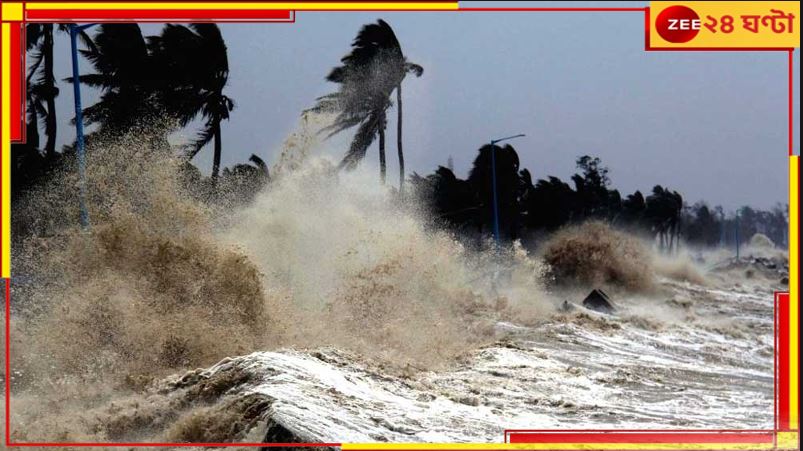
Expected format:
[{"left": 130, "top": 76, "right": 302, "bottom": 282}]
[{"left": 655, "top": 4, "right": 795, "bottom": 44}]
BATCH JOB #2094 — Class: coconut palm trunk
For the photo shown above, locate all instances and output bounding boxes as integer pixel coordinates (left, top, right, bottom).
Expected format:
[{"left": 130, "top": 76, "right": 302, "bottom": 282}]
[
  {"left": 42, "top": 25, "right": 57, "bottom": 158},
  {"left": 396, "top": 83, "right": 405, "bottom": 195},
  {"left": 212, "top": 119, "right": 222, "bottom": 181},
  {"left": 378, "top": 112, "right": 386, "bottom": 184},
  {"left": 668, "top": 224, "right": 675, "bottom": 253}
]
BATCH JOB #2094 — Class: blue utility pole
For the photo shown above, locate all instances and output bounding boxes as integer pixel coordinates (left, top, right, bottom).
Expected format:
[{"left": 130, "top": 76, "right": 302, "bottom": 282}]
[
  {"left": 734, "top": 212, "right": 742, "bottom": 259},
  {"left": 70, "top": 23, "right": 95, "bottom": 229},
  {"left": 489, "top": 133, "right": 525, "bottom": 243}
]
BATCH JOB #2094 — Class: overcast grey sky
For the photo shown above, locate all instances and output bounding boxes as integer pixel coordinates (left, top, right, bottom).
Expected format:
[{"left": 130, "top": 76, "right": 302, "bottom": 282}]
[{"left": 43, "top": 1, "right": 800, "bottom": 210}]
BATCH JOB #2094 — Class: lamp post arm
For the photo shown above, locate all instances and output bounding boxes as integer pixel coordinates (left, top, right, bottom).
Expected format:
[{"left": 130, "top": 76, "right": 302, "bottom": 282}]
[{"left": 488, "top": 133, "right": 526, "bottom": 244}]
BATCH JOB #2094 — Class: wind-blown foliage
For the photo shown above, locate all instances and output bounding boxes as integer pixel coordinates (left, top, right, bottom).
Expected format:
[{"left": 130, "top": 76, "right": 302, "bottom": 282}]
[
  {"left": 72, "top": 24, "right": 161, "bottom": 134},
  {"left": 149, "top": 24, "right": 234, "bottom": 180},
  {"left": 26, "top": 24, "right": 94, "bottom": 158},
  {"left": 310, "top": 19, "right": 422, "bottom": 187},
  {"left": 71, "top": 24, "right": 234, "bottom": 179}
]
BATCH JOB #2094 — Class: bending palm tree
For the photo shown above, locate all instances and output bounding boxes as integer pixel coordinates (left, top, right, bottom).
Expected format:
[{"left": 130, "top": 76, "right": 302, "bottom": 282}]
[
  {"left": 311, "top": 19, "right": 421, "bottom": 187},
  {"left": 149, "top": 24, "right": 234, "bottom": 181},
  {"left": 392, "top": 41, "right": 422, "bottom": 195}
]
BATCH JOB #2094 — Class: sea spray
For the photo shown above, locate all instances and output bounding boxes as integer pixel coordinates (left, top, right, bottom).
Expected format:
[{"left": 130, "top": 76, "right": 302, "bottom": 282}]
[
  {"left": 540, "top": 221, "right": 656, "bottom": 292},
  {"left": 222, "top": 156, "right": 552, "bottom": 366},
  {"left": 8, "top": 123, "right": 552, "bottom": 441},
  {"left": 270, "top": 111, "right": 334, "bottom": 178}
]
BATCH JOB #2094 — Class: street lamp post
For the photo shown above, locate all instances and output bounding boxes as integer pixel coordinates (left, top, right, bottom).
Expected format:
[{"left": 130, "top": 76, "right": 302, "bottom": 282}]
[
  {"left": 489, "top": 133, "right": 525, "bottom": 243},
  {"left": 69, "top": 23, "right": 95, "bottom": 229},
  {"left": 734, "top": 211, "right": 742, "bottom": 260}
]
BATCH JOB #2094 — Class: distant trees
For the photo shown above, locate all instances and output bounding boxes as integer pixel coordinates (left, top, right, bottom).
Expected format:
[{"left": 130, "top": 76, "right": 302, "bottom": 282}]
[
  {"left": 523, "top": 175, "right": 578, "bottom": 230},
  {"left": 645, "top": 186, "right": 683, "bottom": 253},
  {"left": 682, "top": 202, "right": 721, "bottom": 247},
  {"left": 13, "top": 25, "right": 97, "bottom": 213},
  {"left": 682, "top": 203, "right": 788, "bottom": 249},
  {"left": 217, "top": 154, "right": 271, "bottom": 204},
  {"left": 411, "top": 145, "right": 780, "bottom": 251},
  {"left": 12, "top": 25, "right": 90, "bottom": 215},
  {"left": 466, "top": 144, "right": 524, "bottom": 238}
]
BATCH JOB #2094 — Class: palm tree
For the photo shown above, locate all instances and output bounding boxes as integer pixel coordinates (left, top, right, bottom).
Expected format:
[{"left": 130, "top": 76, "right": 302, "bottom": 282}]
[
  {"left": 26, "top": 24, "right": 57, "bottom": 158},
  {"left": 389, "top": 26, "right": 423, "bottom": 195},
  {"left": 311, "top": 19, "right": 421, "bottom": 187},
  {"left": 467, "top": 144, "right": 523, "bottom": 239},
  {"left": 149, "top": 24, "right": 234, "bottom": 181},
  {"left": 645, "top": 185, "right": 683, "bottom": 253},
  {"left": 26, "top": 24, "right": 94, "bottom": 158},
  {"left": 71, "top": 24, "right": 159, "bottom": 135},
  {"left": 74, "top": 24, "right": 233, "bottom": 180}
]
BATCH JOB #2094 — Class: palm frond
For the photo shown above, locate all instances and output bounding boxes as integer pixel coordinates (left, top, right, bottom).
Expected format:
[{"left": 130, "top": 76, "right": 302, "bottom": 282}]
[
  {"left": 26, "top": 24, "right": 44, "bottom": 51},
  {"left": 311, "top": 19, "right": 416, "bottom": 170},
  {"left": 307, "top": 93, "right": 343, "bottom": 114},
  {"left": 67, "top": 73, "right": 111, "bottom": 88},
  {"left": 185, "top": 119, "right": 217, "bottom": 159},
  {"left": 321, "top": 114, "right": 365, "bottom": 139},
  {"left": 57, "top": 24, "right": 98, "bottom": 55},
  {"left": 77, "top": 28, "right": 98, "bottom": 55},
  {"left": 339, "top": 111, "right": 382, "bottom": 170},
  {"left": 341, "top": 19, "right": 404, "bottom": 69},
  {"left": 31, "top": 96, "right": 48, "bottom": 131},
  {"left": 249, "top": 154, "right": 267, "bottom": 169},
  {"left": 405, "top": 61, "right": 423, "bottom": 77},
  {"left": 26, "top": 50, "right": 44, "bottom": 85}
]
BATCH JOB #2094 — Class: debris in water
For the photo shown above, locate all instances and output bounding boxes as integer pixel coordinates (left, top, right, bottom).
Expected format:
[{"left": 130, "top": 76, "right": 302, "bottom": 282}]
[{"left": 582, "top": 289, "right": 615, "bottom": 314}]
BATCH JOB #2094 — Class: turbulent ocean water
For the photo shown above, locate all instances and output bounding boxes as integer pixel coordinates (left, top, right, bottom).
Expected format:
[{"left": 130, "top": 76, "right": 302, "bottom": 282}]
[
  {"left": 86, "top": 273, "right": 776, "bottom": 444},
  {"left": 3, "top": 124, "right": 786, "bottom": 444}
]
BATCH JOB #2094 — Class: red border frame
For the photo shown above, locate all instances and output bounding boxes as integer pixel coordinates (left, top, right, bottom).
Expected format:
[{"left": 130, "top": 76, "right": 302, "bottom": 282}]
[{"left": 1, "top": 2, "right": 799, "bottom": 448}]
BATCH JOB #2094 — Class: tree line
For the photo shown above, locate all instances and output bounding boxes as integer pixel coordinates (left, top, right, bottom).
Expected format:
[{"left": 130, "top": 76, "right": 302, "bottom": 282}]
[
  {"left": 13, "top": 23, "right": 259, "bottom": 202},
  {"left": 409, "top": 146, "right": 788, "bottom": 251}
]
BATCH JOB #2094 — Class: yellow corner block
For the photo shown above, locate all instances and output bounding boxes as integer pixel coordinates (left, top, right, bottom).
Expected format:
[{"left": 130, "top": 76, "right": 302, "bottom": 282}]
[
  {"left": 777, "top": 431, "right": 799, "bottom": 450},
  {"left": 1, "top": 2, "right": 23, "bottom": 21}
]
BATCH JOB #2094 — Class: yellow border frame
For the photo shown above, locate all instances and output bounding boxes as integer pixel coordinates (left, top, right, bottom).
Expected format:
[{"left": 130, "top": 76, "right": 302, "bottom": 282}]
[
  {"left": 789, "top": 155, "right": 799, "bottom": 432},
  {"left": 1, "top": 21, "right": 11, "bottom": 277}
]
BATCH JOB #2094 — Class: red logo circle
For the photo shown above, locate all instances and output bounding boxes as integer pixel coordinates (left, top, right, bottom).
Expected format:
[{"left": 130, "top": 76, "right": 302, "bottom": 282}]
[{"left": 655, "top": 5, "right": 701, "bottom": 43}]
